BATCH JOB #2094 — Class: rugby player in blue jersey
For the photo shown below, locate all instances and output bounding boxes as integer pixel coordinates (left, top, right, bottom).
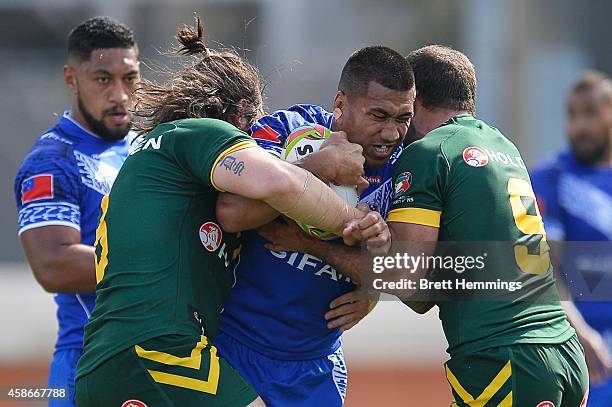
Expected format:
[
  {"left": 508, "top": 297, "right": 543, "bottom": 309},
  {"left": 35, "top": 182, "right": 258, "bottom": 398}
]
[
  {"left": 215, "top": 46, "right": 415, "bottom": 406},
  {"left": 14, "top": 17, "right": 139, "bottom": 406},
  {"left": 532, "top": 71, "right": 612, "bottom": 406}
]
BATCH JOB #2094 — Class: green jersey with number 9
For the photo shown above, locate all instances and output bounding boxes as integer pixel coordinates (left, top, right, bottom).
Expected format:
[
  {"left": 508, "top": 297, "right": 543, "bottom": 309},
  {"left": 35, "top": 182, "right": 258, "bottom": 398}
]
[{"left": 388, "top": 114, "right": 574, "bottom": 356}]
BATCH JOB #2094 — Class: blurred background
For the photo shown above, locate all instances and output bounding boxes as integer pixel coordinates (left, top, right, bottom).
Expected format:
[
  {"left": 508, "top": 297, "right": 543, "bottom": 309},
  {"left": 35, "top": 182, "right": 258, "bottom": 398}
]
[{"left": 1, "top": 0, "right": 611, "bottom": 405}]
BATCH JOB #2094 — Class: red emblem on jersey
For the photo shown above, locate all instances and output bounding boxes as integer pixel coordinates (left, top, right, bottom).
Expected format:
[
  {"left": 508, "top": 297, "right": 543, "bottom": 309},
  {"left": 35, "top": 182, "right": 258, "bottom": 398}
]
[
  {"left": 580, "top": 388, "right": 589, "bottom": 407},
  {"left": 536, "top": 402, "right": 556, "bottom": 407},
  {"left": 463, "top": 146, "right": 489, "bottom": 167},
  {"left": 252, "top": 125, "right": 281, "bottom": 143},
  {"left": 394, "top": 172, "right": 412, "bottom": 196},
  {"left": 21, "top": 174, "right": 54, "bottom": 204},
  {"left": 199, "top": 222, "right": 222, "bottom": 252},
  {"left": 122, "top": 400, "right": 147, "bottom": 407}
]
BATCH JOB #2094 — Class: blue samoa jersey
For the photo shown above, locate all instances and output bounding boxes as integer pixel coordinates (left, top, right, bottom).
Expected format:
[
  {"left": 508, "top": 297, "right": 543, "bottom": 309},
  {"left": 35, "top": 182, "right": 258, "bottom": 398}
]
[
  {"left": 218, "top": 104, "right": 401, "bottom": 360},
  {"left": 531, "top": 149, "right": 612, "bottom": 337},
  {"left": 14, "top": 111, "right": 131, "bottom": 351}
]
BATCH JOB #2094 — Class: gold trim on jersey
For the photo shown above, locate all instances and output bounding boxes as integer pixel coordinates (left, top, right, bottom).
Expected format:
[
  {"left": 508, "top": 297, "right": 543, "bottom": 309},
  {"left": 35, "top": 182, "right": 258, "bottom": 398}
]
[
  {"left": 387, "top": 207, "right": 441, "bottom": 228},
  {"left": 210, "top": 141, "right": 257, "bottom": 192},
  {"left": 446, "top": 360, "right": 512, "bottom": 406}
]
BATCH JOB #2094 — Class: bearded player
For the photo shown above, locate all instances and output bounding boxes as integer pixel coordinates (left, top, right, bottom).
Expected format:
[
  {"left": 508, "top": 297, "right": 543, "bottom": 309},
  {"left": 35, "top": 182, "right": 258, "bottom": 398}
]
[
  {"left": 532, "top": 71, "right": 612, "bottom": 406},
  {"left": 14, "top": 17, "right": 139, "bottom": 406},
  {"left": 74, "top": 18, "right": 388, "bottom": 407},
  {"left": 384, "top": 46, "right": 589, "bottom": 406},
  {"left": 215, "top": 46, "right": 414, "bottom": 406}
]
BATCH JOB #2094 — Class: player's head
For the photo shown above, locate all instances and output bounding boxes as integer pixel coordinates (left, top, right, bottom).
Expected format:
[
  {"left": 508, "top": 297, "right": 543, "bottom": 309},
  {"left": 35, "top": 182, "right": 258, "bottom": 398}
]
[
  {"left": 64, "top": 16, "right": 140, "bottom": 141},
  {"left": 333, "top": 46, "right": 415, "bottom": 169},
  {"left": 406, "top": 45, "right": 477, "bottom": 143},
  {"left": 566, "top": 71, "right": 612, "bottom": 165},
  {"left": 135, "top": 17, "right": 263, "bottom": 135}
]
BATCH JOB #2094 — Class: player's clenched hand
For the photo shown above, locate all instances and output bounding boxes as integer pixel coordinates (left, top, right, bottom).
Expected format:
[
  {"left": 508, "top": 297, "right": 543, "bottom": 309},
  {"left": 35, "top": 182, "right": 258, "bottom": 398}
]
[
  {"left": 342, "top": 205, "right": 391, "bottom": 254},
  {"left": 325, "top": 290, "right": 373, "bottom": 332},
  {"left": 318, "top": 131, "right": 368, "bottom": 190},
  {"left": 257, "top": 217, "right": 314, "bottom": 253}
]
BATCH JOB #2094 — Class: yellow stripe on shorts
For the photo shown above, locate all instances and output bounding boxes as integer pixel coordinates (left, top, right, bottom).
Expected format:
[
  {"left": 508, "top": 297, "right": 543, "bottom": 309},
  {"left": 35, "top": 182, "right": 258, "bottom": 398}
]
[
  {"left": 445, "top": 360, "right": 512, "bottom": 406},
  {"left": 135, "top": 335, "right": 221, "bottom": 395}
]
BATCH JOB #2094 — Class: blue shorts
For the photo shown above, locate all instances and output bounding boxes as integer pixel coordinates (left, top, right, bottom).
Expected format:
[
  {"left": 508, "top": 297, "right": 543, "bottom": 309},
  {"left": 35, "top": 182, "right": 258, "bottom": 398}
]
[
  {"left": 214, "top": 332, "right": 347, "bottom": 407},
  {"left": 48, "top": 348, "right": 81, "bottom": 407},
  {"left": 588, "top": 379, "right": 612, "bottom": 407}
]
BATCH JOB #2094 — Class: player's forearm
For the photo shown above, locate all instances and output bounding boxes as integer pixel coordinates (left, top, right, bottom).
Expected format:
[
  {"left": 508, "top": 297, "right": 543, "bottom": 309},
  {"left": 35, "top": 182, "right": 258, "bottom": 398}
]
[
  {"left": 216, "top": 193, "right": 279, "bottom": 232},
  {"left": 30, "top": 244, "right": 96, "bottom": 293},
  {"left": 293, "top": 149, "right": 334, "bottom": 182},
  {"left": 304, "top": 240, "right": 362, "bottom": 285},
  {"left": 214, "top": 147, "right": 363, "bottom": 235}
]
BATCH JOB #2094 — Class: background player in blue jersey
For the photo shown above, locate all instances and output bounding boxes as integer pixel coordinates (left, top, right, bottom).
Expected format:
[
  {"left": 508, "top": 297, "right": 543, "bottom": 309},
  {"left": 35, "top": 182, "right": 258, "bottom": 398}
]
[
  {"left": 14, "top": 17, "right": 139, "bottom": 406},
  {"left": 215, "top": 46, "right": 415, "bottom": 406},
  {"left": 532, "top": 71, "right": 612, "bottom": 406}
]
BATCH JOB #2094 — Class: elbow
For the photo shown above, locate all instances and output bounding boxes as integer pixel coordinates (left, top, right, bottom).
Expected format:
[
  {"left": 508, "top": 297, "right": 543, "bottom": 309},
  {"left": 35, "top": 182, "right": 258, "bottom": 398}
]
[
  {"left": 28, "top": 256, "right": 65, "bottom": 293},
  {"left": 31, "top": 264, "right": 61, "bottom": 293},
  {"left": 216, "top": 206, "right": 243, "bottom": 233},
  {"left": 216, "top": 194, "right": 248, "bottom": 233}
]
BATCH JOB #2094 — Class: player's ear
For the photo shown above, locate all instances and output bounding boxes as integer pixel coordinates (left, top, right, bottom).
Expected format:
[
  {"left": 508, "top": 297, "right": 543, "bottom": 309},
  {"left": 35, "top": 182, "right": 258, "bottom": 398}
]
[
  {"left": 64, "top": 65, "right": 78, "bottom": 97},
  {"left": 333, "top": 91, "right": 345, "bottom": 121}
]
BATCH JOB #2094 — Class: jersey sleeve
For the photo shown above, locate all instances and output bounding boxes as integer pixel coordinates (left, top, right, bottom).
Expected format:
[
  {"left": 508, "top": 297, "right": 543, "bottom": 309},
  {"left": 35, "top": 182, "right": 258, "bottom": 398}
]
[
  {"left": 387, "top": 138, "right": 449, "bottom": 228},
  {"left": 250, "top": 104, "right": 334, "bottom": 157},
  {"left": 14, "top": 148, "right": 83, "bottom": 235},
  {"left": 171, "top": 119, "right": 256, "bottom": 191},
  {"left": 530, "top": 166, "right": 565, "bottom": 240}
]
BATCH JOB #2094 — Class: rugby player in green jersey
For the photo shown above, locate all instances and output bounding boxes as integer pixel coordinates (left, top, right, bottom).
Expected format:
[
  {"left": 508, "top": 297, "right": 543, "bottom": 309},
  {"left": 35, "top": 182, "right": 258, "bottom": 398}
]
[
  {"left": 384, "top": 46, "right": 589, "bottom": 406},
  {"left": 74, "top": 19, "right": 389, "bottom": 407}
]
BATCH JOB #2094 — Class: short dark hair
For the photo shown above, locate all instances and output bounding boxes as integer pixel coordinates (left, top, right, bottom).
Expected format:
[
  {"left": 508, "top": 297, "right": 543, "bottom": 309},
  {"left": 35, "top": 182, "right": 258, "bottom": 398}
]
[
  {"left": 67, "top": 16, "right": 137, "bottom": 61},
  {"left": 338, "top": 46, "right": 414, "bottom": 97},
  {"left": 571, "top": 70, "right": 612, "bottom": 102},
  {"left": 407, "top": 45, "right": 477, "bottom": 114}
]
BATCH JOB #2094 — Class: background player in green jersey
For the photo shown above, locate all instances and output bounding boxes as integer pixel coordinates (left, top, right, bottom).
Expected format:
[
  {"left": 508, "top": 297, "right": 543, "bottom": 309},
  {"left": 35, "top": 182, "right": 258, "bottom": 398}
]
[
  {"left": 383, "top": 46, "right": 589, "bottom": 406},
  {"left": 74, "top": 18, "right": 389, "bottom": 407}
]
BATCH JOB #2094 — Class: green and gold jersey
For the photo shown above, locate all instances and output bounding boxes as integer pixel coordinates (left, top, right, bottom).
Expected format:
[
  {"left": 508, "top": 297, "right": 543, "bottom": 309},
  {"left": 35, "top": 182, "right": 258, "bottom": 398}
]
[
  {"left": 388, "top": 114, "right": 574, "bottom": 356},
  {"left": 77, "top": 118, "right": 255, "bottom": 379}
]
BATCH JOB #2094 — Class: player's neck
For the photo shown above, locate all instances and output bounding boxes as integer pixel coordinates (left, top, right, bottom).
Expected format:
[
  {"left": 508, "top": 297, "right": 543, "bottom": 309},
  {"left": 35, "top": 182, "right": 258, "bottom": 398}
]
[
  {"left": 69, "top": 103, "right": 96, "bottom": 134},
  {"left": 421, "top": 109, "right": 468, "bottom": 135}
]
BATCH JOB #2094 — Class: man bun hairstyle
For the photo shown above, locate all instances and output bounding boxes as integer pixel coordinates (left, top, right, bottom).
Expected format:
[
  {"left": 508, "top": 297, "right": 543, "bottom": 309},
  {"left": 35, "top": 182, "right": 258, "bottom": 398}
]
[
  {"left": 134, "top": 16, "right": 263, "bottom": 135},
  {"left": 67, "top": 16, "right": 137, "bottom": 61},
  {"left": 339, "top": 45, "right": 414, "bottom": 98},
  {"left": 407, "top": 45, "right": 477, "bottom": 114}
]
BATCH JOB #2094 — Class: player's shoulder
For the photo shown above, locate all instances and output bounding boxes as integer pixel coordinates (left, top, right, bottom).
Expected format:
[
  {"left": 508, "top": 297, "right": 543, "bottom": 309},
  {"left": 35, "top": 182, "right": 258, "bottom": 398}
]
[
  {"left": 173, "top": 117, "right": 244, "bottom": 134},
  {"left": 531, "top": 149, "right": 572, "bottom": 177},
  {"left": 18, "top": 127, "right": 79, "bottom": 176},
  {"left": 257, "top": 104, "right": 333, "bottom": 129}
]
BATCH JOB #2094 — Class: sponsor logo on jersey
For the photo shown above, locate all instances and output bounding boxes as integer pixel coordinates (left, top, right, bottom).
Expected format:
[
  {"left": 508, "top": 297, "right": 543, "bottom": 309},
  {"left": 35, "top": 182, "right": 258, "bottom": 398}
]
[
  {"left": 366, "top": 175, "right": 382, "bottom": 184},
  {"left": 199, "top": 222, "right": 223, "bottom": 252},
  {"left": 122, "top": 400, "right": 147, "bottom": 407},
  {"left": 536, "top": 402, "right": 556, "bottom": 407},
  {"left": 21, "top": 174, "right": 54, "bottom": 204},
  {"left": 483, "top": 148, "right": 526, "bottom": 169},
  {"left": 462, "top": 147, "right": 489, "bottom": 167},
  {"left": 394, "top": 172, "right": 412, "bottom": 196}
]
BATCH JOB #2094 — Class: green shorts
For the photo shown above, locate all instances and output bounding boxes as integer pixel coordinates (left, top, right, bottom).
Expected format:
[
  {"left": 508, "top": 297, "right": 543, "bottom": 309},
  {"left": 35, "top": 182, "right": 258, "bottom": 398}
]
[
  {"left": 75, "top": 334, "right": 257, "bottom": 407},
  {"left": 445, "top": 335, "right": 589, "bottom": 407}
]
